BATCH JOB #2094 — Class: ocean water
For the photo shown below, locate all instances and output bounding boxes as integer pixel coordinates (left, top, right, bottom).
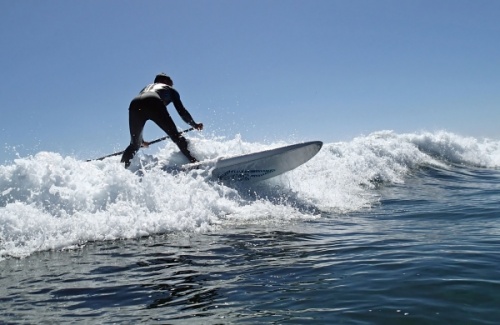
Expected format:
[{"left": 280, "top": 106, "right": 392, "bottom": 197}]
[{"left": 1, "top": 130, "right": 500, "bottom": 324}]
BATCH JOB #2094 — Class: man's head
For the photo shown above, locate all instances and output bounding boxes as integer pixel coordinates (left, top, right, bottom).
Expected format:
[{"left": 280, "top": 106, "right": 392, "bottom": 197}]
[{"left": 154, "top": 73, "right": 173, "bottom": 86}]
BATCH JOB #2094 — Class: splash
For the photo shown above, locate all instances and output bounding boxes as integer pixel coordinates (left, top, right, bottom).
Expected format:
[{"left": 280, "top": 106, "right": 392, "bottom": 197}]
[
  {"left": 402, "top": 131, "right": 500, "bottom": 168},
  {"left": 1, "top": 131, "right": 499, "bottom": 259}
]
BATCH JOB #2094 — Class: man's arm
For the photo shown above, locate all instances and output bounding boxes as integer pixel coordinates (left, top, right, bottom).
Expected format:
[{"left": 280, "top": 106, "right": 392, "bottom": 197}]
[{"left": 171, "top": 89, "right": 203, "bottom": 130}]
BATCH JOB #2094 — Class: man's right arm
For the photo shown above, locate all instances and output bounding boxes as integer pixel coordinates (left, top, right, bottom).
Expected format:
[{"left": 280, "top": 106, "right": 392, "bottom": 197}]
[{"left": 170, "top": 89, "right": 199, "bottom": 128}]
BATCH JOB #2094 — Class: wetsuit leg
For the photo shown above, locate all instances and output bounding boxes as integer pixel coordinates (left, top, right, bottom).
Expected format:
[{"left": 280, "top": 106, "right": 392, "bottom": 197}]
[
  {"left": 148, "top": 101, "right": 198, "bottom": 163},
  {"left": 121, "top": 98, "right": 148, "bottom": 168}
]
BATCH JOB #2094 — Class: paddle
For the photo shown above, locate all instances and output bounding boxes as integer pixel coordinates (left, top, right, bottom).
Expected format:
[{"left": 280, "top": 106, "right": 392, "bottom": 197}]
[{"left": 86, "top": 127, "right": 195, "bottom": 162}]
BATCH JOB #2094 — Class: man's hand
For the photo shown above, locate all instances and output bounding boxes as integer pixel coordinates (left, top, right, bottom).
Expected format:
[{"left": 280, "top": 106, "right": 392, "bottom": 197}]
[
  {"left": 194, "top": 123, "right": 204, "bottom": 131},
  {"left": 141, "top": 141, "right": 150, "bottom": 148}
]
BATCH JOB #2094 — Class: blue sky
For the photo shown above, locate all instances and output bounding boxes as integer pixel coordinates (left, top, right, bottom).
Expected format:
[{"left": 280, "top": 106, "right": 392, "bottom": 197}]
[{"left": 1, "top": 0, "right": 499, "bottom": 162}]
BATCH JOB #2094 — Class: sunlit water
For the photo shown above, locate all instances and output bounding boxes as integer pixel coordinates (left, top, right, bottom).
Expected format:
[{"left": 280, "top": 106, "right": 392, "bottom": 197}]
[{"left": 1, "top": 131, "right": 500, "bottom": 324}]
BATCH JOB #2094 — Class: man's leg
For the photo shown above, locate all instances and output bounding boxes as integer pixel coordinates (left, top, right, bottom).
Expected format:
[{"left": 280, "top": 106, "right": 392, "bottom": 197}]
[
  {"left": 150, "top": 106, "right": 198, "bottom": 163},
  {"left": 121, "top": 105, "right": 147, "bottom": 168}
]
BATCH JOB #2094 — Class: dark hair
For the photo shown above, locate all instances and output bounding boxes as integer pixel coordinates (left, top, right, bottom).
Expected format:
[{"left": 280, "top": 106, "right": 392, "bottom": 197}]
[{"left": 154, "top": 73, "right": 172, "bottom": 84}]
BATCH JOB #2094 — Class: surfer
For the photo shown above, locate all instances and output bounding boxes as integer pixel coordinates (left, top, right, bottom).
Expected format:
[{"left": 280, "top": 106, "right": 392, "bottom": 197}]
[{"left": 120, "top": 73, "right": 204, "bottom": 168}]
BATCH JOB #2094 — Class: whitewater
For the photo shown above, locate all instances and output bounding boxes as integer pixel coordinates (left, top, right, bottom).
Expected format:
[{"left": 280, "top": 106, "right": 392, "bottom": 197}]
[
  {"left": 1, "top": 130, "right": 499, "bottom": 259},
  {"left": 1, "top": 130, "right": 500, "bottom": 324}
]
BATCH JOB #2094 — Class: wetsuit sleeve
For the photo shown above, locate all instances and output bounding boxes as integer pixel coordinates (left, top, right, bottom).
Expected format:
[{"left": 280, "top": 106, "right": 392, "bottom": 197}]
[{"left": 170, "top": 89, "right": 197, "bottom": 127}]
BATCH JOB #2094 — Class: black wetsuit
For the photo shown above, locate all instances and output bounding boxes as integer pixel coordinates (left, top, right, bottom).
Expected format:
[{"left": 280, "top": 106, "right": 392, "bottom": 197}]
[{"left": 120, "top": 83, "right": 198, "bottom": 168}]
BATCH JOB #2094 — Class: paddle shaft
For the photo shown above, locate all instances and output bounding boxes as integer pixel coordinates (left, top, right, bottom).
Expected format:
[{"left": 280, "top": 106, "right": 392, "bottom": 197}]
[{"left": 87, "top": 127, "right": 195, "bottom": 162}]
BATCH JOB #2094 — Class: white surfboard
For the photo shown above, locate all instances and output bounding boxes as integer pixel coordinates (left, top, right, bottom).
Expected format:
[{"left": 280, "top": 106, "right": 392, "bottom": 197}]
[{"left": 188, "top": 141, "right": 322, "bottom": 182}]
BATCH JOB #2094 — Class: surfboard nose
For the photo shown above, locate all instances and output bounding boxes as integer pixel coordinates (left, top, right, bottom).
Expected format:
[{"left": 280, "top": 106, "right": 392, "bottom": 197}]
[{"left": 212, "top": 141, "right": 323, "bottom": 183}]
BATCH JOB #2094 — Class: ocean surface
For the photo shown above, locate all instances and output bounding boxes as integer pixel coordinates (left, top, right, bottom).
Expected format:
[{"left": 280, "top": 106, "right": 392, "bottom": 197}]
[{"left": 1, "top": 130, "right": 500, "bottom": 324}]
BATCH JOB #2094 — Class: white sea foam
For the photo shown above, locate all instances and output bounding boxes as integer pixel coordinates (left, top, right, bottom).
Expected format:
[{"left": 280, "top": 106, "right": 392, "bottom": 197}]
[
  {"left": 1, "top": 131, "right": 499, "bottom": 259},
  {"left": 402, "top": 131, "right": 500, "bottom": 168}
]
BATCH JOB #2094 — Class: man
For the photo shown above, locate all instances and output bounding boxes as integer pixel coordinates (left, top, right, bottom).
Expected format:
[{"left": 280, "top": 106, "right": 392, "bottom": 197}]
[{"left": 121, "top": 73, "right": 203, "bottom": 168}]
